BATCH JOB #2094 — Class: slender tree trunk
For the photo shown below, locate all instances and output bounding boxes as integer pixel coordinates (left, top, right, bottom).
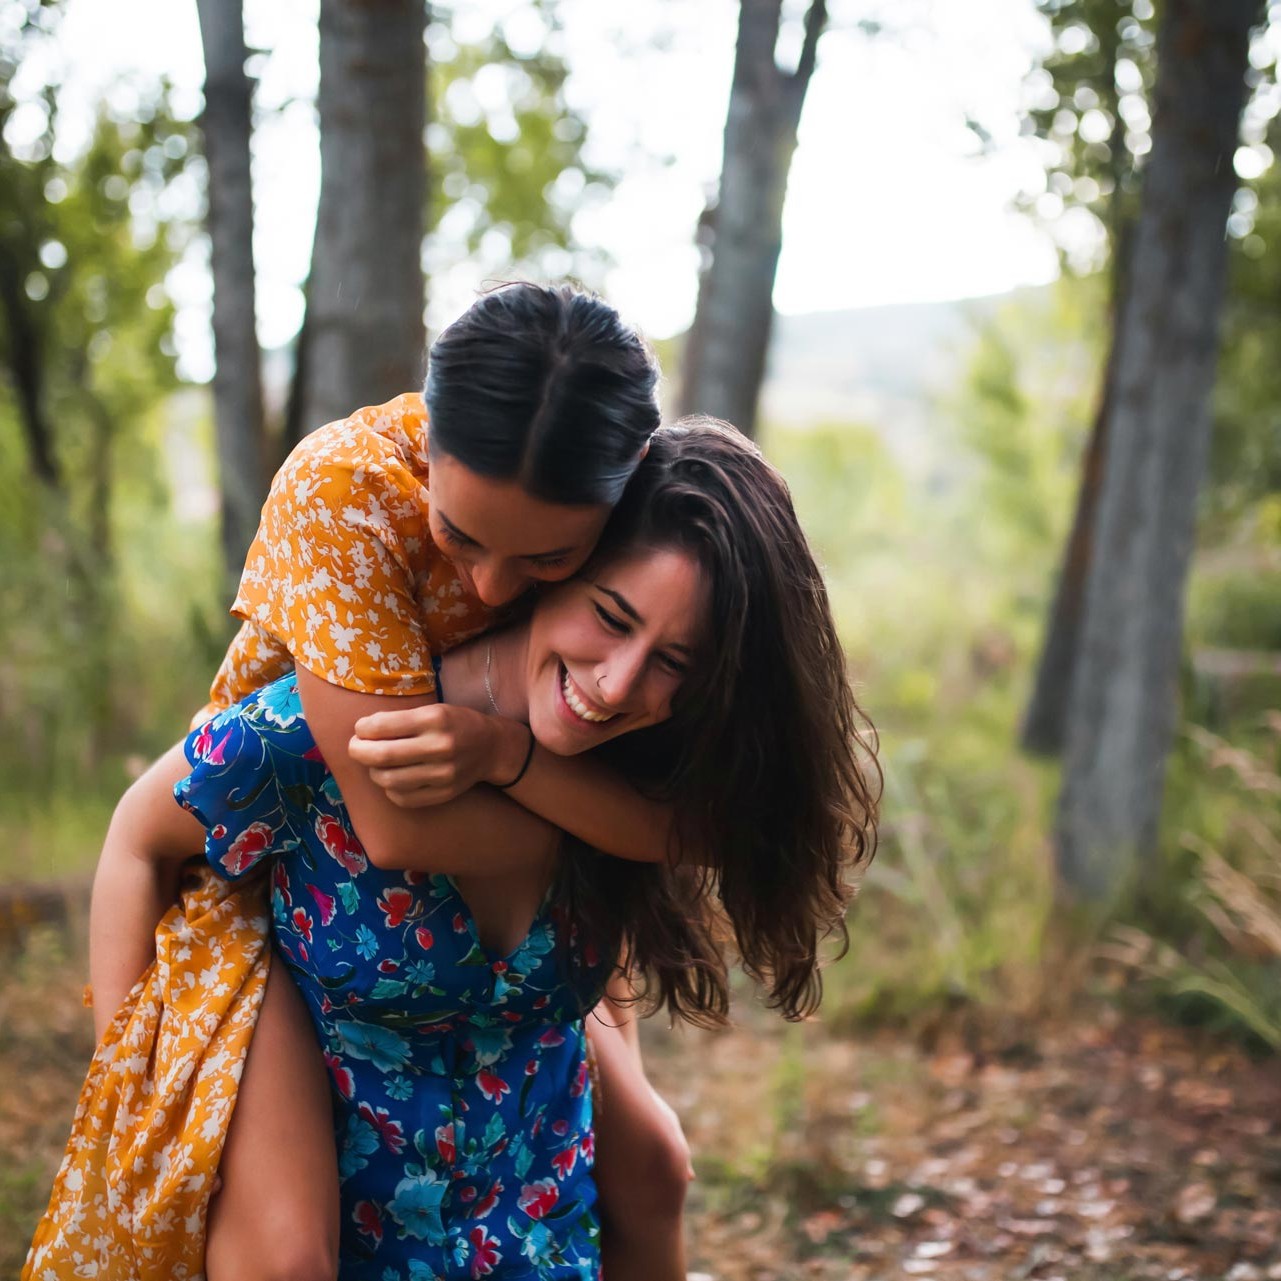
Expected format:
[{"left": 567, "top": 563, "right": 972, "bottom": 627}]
[
  {"left": 1022, "top": 8, "right": 1132, "bottom": 757},
  {"left": 0, "top": 238, "right": 59, "bottom": 487},
  {"left": 1021, "top": 225, "right": 1132, "bottom": 755},
  {"left": 196, "top": 0, "right": 268, "bottom": 592},
  {"left": 1056, "top": 0, "right": 1262, "bottom": 900},
  {"left": 300, "top": 0, "right": 427, "bottom": 434},
  {"left": 678, "top": 0, "right": 827, "bottom": 440}
]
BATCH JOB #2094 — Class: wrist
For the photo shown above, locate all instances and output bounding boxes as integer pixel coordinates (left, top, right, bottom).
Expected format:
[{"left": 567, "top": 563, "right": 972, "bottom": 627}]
[{"left": 486, "top": 717, "right": 532, "bottom": 787}]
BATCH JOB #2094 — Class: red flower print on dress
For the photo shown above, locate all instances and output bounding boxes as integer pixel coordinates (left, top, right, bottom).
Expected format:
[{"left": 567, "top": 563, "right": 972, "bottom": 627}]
[
  {"left": 291, "top": 907, "right": 314, "bottom": 943},
  {"left": 551, "top": 1142, "right": 579, "bottom": 1180},
  {"left": 580, "top": 1130, "right": 595, "bottom": 1163},
  {"left": 551, "top": 1119, "right": 569, "bottom": 1137},
  {"left": 477, "top": 1069, "right": 510, "bottom": 1103},
  {"left": 517, "top": 1178, "right": 559, "bottom": 1219},
  {"left": 472, "top": 1178, "right": 504, "bottom": 1219},
  {"left": 536, "top": 1028, "right": 565, "bottom": 1048},
  {"left": 351, "top": 1199, "right": 383, "bottom": 1243},
  {"left": 414, "top": 925, "right": 434, "bottom": 951},
  {"left": 453, "top": 912, "right": 468, "bottom": 933},
  {"left": 377, "top": 885, "right": 421, "bottom": 928},
  {"left": 323, "top": 1050, "right": 354, "bottom": 1098},
  {"left": 357, "top": 1102, "right": 406, "bottom": 1154},
  {"left": 313, "top": 812, "right": 367, "bottom": 875},
  {"left": 435, "top": 1122, "right": 455, "bottom": 1164},
  {"left": 570, "top": 1058, "right": 589, "bottom": 1097},
  {"left": 468, "top": 1224, "right": 500, "bottom": 1278},
  {"left": 306, "top": 883, "right": 336, "bottom": 925},
  {"left": 272, "top": 861, "right": 292, "bottom": 907},
  {"left": 220, "top": 821, "right": 275, "bottom": 876}
]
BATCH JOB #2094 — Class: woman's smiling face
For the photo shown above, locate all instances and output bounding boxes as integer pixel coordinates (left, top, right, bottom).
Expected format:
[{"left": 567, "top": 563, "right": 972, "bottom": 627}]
[{"left": 524, "top": 546, "right": 709, "bottom": 756}]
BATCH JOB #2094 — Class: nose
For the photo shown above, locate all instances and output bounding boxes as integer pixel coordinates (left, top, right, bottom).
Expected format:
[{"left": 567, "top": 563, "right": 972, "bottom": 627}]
[
  {"left": 468, "top": 560, "right": 528, "bottom": 608},
  {"left": 594, "top": 645, "right": 648, "bottom": 708}
]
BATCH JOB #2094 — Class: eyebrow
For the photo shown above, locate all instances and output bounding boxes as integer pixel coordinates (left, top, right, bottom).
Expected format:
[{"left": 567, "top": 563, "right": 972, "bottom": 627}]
[
  {"left": 439, "top": 513, "right": 578, "bottom": 561},
  {"left": 595, "top": 585, "right": 694, "bottom": 656}
]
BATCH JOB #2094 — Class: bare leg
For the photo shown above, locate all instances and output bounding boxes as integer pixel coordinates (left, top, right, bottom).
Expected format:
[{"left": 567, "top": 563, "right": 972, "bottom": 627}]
[
  {"left": 591, "top": 997, "right": 691, "bottom": 1281},
  {"left": 205, "top": 956, "right": 341, "bottom": 1281}
]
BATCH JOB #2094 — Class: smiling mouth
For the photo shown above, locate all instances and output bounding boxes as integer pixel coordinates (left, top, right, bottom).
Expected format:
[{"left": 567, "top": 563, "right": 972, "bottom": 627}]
[{"left": 559, "top": 663, "right": 618, "bottom": 725}]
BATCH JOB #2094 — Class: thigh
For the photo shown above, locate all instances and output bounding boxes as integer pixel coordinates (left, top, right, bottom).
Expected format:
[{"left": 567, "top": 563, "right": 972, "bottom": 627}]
[{"left": 205, "top": 954, "right": 341, "bottom": 1279}]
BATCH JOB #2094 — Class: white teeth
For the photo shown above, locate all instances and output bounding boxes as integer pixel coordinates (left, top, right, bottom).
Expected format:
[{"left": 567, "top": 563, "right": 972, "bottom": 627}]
[{"left": 562, "top": 669, "right": 616, "bottom": 724}]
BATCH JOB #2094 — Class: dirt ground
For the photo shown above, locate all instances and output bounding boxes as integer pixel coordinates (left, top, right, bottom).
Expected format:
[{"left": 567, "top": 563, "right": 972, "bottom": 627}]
[{"left": 3, "top": 928, "right": 1279, "bottom": 1281}]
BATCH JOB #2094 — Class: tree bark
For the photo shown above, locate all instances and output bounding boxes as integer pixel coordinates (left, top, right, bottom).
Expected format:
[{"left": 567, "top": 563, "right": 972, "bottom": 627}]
[
  {"left": 1020, "top": 224, "right": 1132, "bottom": 755},
  {"left": 1021, "top": 9, "right": 1135, "bottom": 757},
  {"left": 196, "top": 0, "right": 269, "bottom": 592},
  {"left": 300, "top": 0, "right": 427, "bottom": 435},
  {"left": 677, "top": 0, "right": 827, "bottom": 440},
  {"left": 1056, "top": 0, "right": 1263, "bottom": 900}
]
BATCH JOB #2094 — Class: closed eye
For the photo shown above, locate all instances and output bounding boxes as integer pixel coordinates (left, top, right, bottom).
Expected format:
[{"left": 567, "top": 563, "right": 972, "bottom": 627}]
[{"left": 593, "top": 603, "right": 627, "bottom": 633}]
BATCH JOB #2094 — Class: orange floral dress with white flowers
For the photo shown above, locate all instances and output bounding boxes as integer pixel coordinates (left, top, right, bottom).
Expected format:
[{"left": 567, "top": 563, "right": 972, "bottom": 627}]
[{"left": 24, "top": 393, "right": 492, "bottom": 1281}]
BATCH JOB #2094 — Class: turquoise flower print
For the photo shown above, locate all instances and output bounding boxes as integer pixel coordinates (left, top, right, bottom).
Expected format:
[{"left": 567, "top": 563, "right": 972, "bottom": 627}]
[
  {"left": 335, "top": 1020, "right": 412, "bottom": 1073},
  {"left": 355, "top": 924, "right": 379, "bottom": 960},
  {"left": 256, "top": 675, "right": 303, "bottom": 726},
  {"left": 385, "top": 1074, "right": 414, "bottom": 1102},
  {"left": 508, "top": 922, "right": 555, "bottom": 973},
  {"left": 388, "top": 1170, "right": 448, "bottom": 1243},
  {"left": 405, "top": 959, "right": 436, "bottom": 986},
  {"left": 468, "top": 1024, "right": 513, "bottom": 1067},
  {"left": 517, "top": 1218, "right": 554, "bottom": 1262},
  {"left": 338, "top": 1112, "right": 380, "bottom": 1178}
]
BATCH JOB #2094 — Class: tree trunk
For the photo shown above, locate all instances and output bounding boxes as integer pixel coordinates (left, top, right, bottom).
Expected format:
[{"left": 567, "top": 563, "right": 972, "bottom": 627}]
[
  {"left": 1022, "top": 12, "right": 1133, "bottom": 758},
  {"left": 1021, "top": 224, "right": 1132, "bottom": 756},
  {"left": 196, "top": 0, "right": 269, "bottom": 593},
  {"left": 1055, "top": 0, "right": 1262, "bottom": 900},
  {"left": 0, "top": 237, "right": 59, "bottom": 487},
  {"left": 300, "top": 0, "right": 427, "bottom": 435},
  {"left": 677, "top": 0, "right": 827, "bottom": 440}
]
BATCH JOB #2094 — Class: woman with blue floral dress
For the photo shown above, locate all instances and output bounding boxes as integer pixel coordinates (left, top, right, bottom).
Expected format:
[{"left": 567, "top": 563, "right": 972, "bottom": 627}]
[{"left": 180, "top": 671, "right": 608, "bottom": 1279}]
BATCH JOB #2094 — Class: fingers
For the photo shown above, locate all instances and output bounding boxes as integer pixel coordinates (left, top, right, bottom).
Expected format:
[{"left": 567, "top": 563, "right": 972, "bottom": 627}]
[
  {"left": 367, "top": 763, "right": 457, "bottom": 792},
  {"left": 353, "top": 705, "right": 444, "bottom": 740},
  {"left": 348, "top": 733, "right": 454, "bottom": 768}
]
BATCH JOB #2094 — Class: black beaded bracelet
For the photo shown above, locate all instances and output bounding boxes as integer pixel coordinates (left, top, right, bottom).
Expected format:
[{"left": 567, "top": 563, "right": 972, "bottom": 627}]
[{"left": 495, "top": 726, "right": 536, "bottom": 789}]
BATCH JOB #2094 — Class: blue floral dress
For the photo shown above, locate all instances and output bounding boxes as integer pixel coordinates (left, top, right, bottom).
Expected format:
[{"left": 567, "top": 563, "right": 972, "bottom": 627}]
[{"left": 176, "top": 674, "right": 607, "bottom": 1281}]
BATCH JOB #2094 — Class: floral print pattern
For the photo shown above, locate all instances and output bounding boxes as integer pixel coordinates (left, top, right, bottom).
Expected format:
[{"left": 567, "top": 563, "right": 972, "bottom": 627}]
[
  {"left": 22, "top": 867, "right": 271, "bottom": 1281},
  {"left": 178, "top": 675, "right": 608, "bottom": 1280},
  {"left": 201, "top": 392, "right": 492, "bottom": 721}
]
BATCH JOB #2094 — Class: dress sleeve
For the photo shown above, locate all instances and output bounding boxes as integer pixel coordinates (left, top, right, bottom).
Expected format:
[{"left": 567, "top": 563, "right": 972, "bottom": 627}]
[
  {"left": 176, "top": 675, "right": 324, "bottom": 882},
  {"left": 231, "top": 409, "right": 439, "bottom": 698}
]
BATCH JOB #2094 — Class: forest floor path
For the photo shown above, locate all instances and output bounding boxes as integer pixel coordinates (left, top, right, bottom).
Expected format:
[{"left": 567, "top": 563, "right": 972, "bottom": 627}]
[{"left": 2, "top": 928, "right": 1279, "bottom": 1281}]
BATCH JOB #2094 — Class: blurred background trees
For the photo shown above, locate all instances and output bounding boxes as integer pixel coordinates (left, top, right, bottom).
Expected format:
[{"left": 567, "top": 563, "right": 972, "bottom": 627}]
[{"left": 1, "top": 0, "right": 1279, "bottom": 1071}]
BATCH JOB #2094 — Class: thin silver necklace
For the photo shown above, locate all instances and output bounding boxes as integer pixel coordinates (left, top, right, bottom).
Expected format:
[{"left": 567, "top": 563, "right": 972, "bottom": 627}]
[{"left": 484, "top": 639, "right": 501, "bottom": 715}]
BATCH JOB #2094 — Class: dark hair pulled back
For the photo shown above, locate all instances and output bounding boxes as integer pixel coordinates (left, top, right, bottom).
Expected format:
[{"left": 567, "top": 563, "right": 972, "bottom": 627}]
[
  {"left": 425, "top": 283, "right": 661, "bottom": 506},
  {"left": 557, "top": 419, "right": 882, "bottom": 1025}
]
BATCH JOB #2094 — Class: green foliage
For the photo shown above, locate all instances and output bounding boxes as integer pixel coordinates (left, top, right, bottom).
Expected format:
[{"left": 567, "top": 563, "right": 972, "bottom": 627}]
[
  {"left": 427, "top": 2, "right": 612, "bottom": 284},
  {"left": 1021, "top": 0, "right": 1157, "bottom": 269},
  {"left": 1107, "top": 718, "right": 1281, "bottom": 1049},
  {"left": 0, "top": 1, "right": 216, "bottom": 880}
]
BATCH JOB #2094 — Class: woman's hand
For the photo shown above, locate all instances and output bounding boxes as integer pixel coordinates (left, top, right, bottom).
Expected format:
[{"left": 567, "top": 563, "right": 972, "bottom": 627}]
[{"left": 349, "top": 704, "right": 531, "bottom": 806}]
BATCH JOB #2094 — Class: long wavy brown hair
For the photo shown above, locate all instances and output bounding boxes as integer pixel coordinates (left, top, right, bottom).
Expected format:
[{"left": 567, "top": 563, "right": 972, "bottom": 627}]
[{"left": 555, "top": 419, "right": 881, "bottom": 1025}]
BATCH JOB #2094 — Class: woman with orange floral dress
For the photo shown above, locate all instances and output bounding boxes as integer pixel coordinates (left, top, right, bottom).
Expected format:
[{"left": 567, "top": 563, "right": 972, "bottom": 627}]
[{"left": 24, "top": 285, "right": 701, "bottom": 1281}]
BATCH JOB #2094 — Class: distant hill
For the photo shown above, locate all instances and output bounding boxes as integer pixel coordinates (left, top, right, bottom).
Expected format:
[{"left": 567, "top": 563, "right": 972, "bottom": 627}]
[{"left": 759, "top": 289, "right": 1039, "bottom": 475}]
